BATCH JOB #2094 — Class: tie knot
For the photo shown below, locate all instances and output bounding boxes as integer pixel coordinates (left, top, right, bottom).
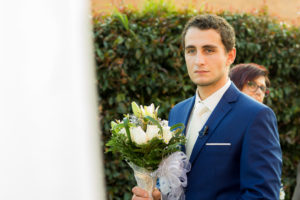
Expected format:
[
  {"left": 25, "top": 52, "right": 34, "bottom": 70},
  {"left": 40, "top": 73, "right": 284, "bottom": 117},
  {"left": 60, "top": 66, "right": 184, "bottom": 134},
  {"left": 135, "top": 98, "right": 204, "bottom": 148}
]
[{"left": 195, "top": 102, "right": 209, "bottom": 116}]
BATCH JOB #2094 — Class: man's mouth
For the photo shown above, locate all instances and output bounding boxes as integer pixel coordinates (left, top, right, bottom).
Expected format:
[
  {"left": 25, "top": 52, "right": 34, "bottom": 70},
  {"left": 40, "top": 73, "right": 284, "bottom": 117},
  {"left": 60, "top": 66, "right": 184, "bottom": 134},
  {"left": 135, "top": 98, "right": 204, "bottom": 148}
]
[{"left": 195, "top": 70, "right": 209, "bottom": 74}]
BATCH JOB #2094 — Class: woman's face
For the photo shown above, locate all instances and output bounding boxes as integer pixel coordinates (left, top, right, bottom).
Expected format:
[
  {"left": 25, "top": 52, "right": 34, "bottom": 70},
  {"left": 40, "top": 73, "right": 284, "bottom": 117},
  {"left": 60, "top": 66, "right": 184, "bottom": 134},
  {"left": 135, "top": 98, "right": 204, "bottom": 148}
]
[{"left": 241, "top": 76, "right": 267, "bottom": 103}]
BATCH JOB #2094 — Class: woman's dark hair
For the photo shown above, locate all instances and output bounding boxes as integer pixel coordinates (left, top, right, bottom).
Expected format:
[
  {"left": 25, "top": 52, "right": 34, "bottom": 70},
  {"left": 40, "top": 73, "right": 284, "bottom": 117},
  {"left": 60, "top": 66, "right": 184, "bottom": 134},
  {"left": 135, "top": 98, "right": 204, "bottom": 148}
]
[{"left": 229, "top": 63, "right": 270, "bottom": 90}]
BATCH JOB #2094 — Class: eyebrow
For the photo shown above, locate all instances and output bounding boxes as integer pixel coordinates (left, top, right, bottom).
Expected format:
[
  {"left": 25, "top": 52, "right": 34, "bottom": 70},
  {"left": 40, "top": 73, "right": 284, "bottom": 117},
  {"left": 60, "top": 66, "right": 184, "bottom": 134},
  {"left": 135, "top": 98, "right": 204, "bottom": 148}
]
[
  {"left": 185, "top": 45, "right": 195, "bottom": 49},
  {"left": 202, "top": 45, "right": 218, "bottom": 49},
  {"left": 185, "top": 44, "right": 218, "bottom": 49}
]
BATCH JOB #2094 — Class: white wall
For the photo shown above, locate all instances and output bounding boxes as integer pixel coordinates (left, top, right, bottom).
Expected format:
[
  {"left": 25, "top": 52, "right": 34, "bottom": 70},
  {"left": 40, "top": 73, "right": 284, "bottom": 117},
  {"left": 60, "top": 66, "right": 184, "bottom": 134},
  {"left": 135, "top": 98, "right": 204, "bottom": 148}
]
[{"left": 0, "top": 0, "right": 106, "bottom": 199}]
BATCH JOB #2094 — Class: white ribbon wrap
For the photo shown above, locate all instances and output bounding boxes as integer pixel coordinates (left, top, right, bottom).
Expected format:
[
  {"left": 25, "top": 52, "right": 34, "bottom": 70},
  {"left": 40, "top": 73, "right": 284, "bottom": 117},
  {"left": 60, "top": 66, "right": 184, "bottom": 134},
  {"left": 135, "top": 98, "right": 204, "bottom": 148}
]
[
  {"left": 128, "top": 162, "right": 158, "bottom": 199},
  {"left": 157, "top": 152, "right": 191, "bottom": 200}
]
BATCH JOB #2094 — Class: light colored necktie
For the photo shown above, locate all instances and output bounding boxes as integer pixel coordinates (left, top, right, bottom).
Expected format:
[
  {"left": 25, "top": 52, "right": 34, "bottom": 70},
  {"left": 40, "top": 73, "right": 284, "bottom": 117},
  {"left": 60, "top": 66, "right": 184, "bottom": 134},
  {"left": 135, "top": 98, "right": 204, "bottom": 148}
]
[{"left": 186, "top": 103, "right": 209, "bottom": 159}]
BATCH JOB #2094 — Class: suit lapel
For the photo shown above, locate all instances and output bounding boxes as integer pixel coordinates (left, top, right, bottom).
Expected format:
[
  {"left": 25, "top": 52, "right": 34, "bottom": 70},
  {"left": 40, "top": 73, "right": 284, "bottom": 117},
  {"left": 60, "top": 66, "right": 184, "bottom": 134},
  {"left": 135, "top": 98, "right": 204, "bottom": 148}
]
[
  {"left": 179, "top": 96, "right": 195, "bottom": 153},
  {"left": 182, "top": 97, "right": 196, "bottom": 136},
  {"left": 189, "top": 83, "right": 240, "bottom": 165}
]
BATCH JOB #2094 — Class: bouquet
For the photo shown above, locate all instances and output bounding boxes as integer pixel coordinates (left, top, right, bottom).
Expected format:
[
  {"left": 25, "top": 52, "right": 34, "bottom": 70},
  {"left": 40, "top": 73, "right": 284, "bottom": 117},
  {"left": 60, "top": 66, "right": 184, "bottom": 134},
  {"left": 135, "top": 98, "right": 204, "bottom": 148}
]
[{"left": 106, "top": 102, "right": 191, "bottom": 199}]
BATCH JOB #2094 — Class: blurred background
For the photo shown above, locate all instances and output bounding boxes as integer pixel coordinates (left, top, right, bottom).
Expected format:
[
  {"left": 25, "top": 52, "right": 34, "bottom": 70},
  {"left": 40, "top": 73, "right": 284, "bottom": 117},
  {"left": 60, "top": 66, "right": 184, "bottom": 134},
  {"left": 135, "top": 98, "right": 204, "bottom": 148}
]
[{"left": 92, "top": 0, "right": 300, "bottom": 25}]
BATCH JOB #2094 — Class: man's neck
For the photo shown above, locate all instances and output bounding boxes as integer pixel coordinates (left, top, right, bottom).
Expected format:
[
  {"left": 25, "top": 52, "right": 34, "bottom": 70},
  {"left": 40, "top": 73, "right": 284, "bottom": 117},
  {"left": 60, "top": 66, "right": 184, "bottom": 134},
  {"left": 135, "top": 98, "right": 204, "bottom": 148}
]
[{"left": 197, "top": 78, "right": 229, "bottom": 100}]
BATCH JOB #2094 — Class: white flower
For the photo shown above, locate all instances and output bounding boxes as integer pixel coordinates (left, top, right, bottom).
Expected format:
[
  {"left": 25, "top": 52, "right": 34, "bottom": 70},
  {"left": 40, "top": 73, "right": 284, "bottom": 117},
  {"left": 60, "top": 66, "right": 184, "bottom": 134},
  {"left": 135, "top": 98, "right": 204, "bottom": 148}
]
[
  {"left": 140, "top": 106, "right": 146, "bottom": 116},
  {"left": 140, "top": 105, "right": 153, "bottom": 118},
  {"left": 130, "top": 126, "right": 147, "bottom": 144},
  {"left": 280, "top": 185, "right": 285, "bottom": 200},
  {"left": 119, "top": 128, "right": 126, "bottom": 135},
  {"left": 161, "top": 120, "right": 168, "bottom": 127},
  {"left": 140, "top": 103, "right": 159, "bottom": 119},
  {"left": 146, "top": 125, "right": 160, "bottom": 140},
  {"left": 145, "top": 104, "right": 155, "bottom": 115},
  {"left": 131, "top": 102, "right": 158, "bottom": 119},
  {"left": 162, "top": 126, "right": 173, "bottom": 144}
]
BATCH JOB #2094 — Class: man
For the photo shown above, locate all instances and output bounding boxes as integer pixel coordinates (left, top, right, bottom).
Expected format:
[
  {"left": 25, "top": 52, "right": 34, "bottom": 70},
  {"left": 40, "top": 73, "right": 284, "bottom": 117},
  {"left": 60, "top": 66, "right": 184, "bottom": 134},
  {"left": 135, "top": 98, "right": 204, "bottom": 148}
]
[{"left": 132, "top": 14, "right": 282, "bottom": 200}]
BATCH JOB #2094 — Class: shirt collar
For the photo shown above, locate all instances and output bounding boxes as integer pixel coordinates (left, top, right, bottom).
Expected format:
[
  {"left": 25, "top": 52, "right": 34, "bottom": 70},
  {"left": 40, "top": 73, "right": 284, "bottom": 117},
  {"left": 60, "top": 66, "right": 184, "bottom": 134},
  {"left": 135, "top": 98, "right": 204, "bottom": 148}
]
[{"left": 195, "top": 80, "right": 231, "bottom": 112}]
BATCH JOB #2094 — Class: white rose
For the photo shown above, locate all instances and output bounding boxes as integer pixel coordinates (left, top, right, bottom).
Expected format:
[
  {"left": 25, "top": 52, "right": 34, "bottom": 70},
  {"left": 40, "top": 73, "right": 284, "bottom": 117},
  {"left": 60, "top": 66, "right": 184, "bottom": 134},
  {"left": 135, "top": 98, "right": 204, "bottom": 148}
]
[
  {"left": 130, "top": 126, "right": 147, "bottom": 144},
  {"left": 162, "top": 126, "right": 173, "bottom": 144},
  {"left": 146, "top": 125, "right": 160, "bottom": 140}
]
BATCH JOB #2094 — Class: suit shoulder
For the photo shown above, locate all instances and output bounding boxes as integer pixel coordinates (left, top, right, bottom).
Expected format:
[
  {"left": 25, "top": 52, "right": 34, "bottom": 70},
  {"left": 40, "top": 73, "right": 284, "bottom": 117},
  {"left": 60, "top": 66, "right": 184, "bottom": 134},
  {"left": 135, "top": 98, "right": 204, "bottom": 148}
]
[
  {"left": 171, "top": 96, "right": 194, "bottom": 111},
  {"left": 238, "top": 93, "right": 276, "bottom": 116}
]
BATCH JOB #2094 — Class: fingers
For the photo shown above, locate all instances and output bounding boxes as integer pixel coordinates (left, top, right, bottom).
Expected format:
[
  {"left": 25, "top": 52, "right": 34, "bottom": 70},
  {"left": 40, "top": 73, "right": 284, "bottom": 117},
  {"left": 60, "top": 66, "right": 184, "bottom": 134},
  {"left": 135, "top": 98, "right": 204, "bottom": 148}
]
[
  {"left": 132, "top": 195, "right": 151, "bottom": 200},
  {"left": 132, "top": 187, "right": 151, "bottom": 200},
  {"left": 152, "top": 188, "right": 161, "bottom": 200}
]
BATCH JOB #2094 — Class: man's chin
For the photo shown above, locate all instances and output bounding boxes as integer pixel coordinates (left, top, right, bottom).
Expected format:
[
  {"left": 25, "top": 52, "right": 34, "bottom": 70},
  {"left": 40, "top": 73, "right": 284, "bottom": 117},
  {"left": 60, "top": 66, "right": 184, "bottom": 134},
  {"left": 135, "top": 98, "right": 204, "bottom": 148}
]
[{"left": 195, "top": 81, "right": 214, "bottom": 87}]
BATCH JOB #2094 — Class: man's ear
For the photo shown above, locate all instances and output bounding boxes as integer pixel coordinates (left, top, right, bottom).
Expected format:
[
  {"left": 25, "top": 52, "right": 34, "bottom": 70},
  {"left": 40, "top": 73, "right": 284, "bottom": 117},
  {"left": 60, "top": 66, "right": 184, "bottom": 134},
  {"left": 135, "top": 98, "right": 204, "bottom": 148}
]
[{"left": 226, "top": 48, "right": 236, "bottom": 66}]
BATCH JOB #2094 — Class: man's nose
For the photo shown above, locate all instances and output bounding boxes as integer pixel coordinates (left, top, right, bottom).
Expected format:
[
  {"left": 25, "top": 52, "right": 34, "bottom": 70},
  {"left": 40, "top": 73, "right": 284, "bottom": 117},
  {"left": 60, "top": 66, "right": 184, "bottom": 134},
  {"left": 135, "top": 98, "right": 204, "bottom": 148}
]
[{"left": 195, "top": 53, "right": 205, "bottom": 65}]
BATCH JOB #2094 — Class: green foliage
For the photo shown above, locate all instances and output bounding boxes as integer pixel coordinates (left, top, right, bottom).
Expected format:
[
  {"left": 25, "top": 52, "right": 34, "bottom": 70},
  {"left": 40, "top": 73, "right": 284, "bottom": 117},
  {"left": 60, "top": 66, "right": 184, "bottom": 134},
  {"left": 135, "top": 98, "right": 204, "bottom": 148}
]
[
  {"left": 94, "top": 6, "right": 300, "bottom": 200},
  {"left": 107, "top": 130, "right": 185, "bottom": 171},
  {"left": 141, "top": 0, "right": 177, "bottom": 14}
]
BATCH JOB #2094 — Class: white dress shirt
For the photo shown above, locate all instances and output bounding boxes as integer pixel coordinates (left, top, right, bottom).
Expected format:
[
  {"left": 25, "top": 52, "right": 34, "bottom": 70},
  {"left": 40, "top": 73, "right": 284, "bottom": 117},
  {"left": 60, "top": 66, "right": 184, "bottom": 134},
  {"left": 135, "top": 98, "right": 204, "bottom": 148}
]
[{"left": 185, "top": 80, "right": 231, "bottom": 159}]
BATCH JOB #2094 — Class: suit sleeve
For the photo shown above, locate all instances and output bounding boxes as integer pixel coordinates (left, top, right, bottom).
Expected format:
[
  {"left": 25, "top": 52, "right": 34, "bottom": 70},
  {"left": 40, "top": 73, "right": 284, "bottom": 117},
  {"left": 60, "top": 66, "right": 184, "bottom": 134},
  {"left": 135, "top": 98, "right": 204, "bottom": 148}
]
[{"left": 239, "top": 107, "right": 282, "bottom": 200}]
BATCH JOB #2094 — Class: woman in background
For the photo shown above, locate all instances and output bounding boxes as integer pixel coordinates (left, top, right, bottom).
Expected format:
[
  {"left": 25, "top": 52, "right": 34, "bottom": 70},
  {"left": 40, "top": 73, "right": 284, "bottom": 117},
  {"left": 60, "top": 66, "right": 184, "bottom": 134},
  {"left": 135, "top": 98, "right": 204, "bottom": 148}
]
[
  {"left": 229, "top": 63, "right": 270, "bottom": 103},
  {"left": 230, "top": 63, "right": 291, "bottom": 200}
]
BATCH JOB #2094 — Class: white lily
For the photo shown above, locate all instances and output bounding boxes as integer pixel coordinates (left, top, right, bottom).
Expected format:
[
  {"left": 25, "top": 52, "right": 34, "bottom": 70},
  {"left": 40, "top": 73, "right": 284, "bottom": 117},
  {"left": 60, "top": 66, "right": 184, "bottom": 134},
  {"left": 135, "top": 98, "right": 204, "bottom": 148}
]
[
  {"left": 140, "top": 106, "right": 146, "bottom": 117},
  {"left": 130, "top": 126, "right": 147, "bottom": 144},
  {"left": 162, "top": 126, "right": 173, "bottom": 144},
  {"left": 131, "top": 102, "right": 141, "bottom": 117},
  {"left": 139, "top": 103, "right": 159, "bottom": 119},
  {"left": 145, "top": 104, "right": 155, "bottom": 116}
]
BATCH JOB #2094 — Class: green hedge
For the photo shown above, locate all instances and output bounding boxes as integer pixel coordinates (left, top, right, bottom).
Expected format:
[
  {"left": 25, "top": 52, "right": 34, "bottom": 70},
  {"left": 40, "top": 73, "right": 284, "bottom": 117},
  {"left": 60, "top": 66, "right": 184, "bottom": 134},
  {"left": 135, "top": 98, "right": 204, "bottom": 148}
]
[{"left": 94, "top": 7, "right": 300, "bottom": 200}]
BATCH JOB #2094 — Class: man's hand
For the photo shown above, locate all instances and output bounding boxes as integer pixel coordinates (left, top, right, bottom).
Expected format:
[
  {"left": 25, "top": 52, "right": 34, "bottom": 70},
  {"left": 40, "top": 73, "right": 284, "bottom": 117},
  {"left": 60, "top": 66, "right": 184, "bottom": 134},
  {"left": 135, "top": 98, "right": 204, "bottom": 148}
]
[
  {"left": 152, "top": 188, "right": 161, "bottom": 200},
  {"left": 132, "top": 186, "right": 161, "bottom": 200}
]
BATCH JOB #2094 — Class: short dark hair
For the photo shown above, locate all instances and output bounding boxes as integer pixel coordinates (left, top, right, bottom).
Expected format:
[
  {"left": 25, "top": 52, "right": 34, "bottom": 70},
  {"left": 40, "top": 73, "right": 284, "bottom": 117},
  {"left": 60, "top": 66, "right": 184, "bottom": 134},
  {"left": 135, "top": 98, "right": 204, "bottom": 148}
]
[
  {"left": 229, "top": 63, "right": 270, "bottom": 90},
  {"left": 182, "top": 14, "right": 236, "bottom": 53}
]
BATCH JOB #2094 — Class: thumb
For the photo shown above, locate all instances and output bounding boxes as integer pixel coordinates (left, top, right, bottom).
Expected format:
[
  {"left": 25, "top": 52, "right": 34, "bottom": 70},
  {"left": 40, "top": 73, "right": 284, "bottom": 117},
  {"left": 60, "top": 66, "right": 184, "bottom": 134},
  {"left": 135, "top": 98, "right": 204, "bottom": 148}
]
[{"left": 152, "top": 188, "right": 161, "bottom": 200}]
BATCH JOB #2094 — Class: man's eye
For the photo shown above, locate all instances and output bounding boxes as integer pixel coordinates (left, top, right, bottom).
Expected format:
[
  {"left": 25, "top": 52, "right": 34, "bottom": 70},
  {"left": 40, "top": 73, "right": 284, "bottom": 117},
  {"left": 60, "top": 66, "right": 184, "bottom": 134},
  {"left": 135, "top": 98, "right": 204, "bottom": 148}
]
[
  {"left": 205, "top": 49, "right": 214, "bottom": 53},
  {"left": 186, "top": 49, "right": 195, "bottom": 54}
]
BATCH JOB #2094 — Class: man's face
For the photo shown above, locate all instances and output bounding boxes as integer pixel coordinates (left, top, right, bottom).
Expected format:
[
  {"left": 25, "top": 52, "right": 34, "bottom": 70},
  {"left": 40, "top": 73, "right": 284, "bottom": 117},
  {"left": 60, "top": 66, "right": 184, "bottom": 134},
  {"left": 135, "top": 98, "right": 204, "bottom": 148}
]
[{"left": 184, "top": 27, "right": 236, "bottom": 89}]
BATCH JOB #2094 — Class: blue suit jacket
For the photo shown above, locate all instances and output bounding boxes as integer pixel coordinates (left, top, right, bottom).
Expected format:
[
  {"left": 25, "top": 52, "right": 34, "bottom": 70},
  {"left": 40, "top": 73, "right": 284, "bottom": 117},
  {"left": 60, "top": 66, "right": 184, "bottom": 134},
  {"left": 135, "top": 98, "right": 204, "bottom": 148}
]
[{"left": 168, "top": 83, "right": 282, "bottom": 200}]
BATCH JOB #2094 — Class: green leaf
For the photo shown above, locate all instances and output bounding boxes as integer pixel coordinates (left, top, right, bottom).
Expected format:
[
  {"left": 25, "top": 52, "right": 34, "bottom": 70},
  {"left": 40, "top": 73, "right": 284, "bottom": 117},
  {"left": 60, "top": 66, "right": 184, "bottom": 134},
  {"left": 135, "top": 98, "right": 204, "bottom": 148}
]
[
  {"left": 123, "top": 118, "right": 132, "bottom": 143},
  {"left": 135, "top": 50, "right": 142, "bottom": 59},
  {"left": 114, "top": 12, "right": 129, "bottom": 30},
  {"left": 113, "top": 36, "right": 125, "bottom": 46},
  {"left": 96, "top": 48, "right": 104, "bottom": 60},
  {"left": 170, "top": 123, "right": 185, "bottom": 132}
]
